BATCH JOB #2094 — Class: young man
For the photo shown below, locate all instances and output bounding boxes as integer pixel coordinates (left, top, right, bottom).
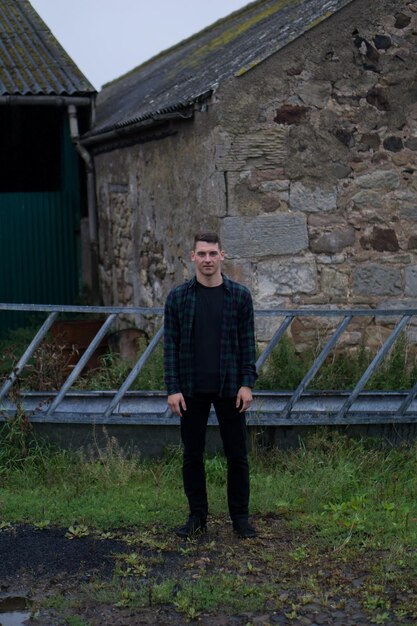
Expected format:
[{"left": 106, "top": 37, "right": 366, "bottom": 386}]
[{"left": 164, "top": 232, "right": 258, "bottom": 538}]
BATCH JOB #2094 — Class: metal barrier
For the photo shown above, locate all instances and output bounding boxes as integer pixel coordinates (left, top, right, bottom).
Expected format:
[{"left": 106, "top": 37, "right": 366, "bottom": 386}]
[{"left": 1, "top": 303, "right": 417, "bottom": 426}]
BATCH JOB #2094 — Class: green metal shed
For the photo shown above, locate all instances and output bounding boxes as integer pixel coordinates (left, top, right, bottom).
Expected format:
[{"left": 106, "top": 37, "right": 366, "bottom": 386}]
[{"left": 0, "top": 0, "right": 96, "bottom": 332}]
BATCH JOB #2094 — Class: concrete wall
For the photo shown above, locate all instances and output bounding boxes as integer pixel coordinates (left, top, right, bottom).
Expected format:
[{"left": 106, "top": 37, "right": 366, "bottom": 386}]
[
  {"left": 93, "top": 0, "right": 417, "bottom": 343},
  {"left": 32, "top": 422, "right": 417, "bottom": 457}
]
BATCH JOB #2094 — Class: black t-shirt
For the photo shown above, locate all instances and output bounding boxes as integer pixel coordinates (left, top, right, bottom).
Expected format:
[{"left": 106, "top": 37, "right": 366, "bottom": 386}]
[{"left": 193, "top": 281, "right": 224, "bottom": 393}]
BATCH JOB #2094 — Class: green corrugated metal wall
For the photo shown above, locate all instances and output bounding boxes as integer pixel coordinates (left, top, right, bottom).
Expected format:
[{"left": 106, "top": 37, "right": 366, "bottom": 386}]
[{"left": 0, "top": 116, "right": 80, "bottom": 333}]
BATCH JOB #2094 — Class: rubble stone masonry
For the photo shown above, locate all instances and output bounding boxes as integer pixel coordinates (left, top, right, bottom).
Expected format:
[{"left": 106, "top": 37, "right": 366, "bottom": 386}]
[{"left": 94, "top": 0, "right": 417, "bottom": 344}]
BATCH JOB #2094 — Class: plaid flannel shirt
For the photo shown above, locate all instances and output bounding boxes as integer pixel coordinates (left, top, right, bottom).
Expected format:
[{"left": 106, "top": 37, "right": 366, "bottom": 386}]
[{"left": 164, "top": 274, "right": 258, "bottom": 397}]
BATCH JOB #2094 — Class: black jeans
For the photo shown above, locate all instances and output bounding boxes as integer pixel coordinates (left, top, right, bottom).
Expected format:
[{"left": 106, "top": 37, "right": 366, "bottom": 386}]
[{"left": 180, "top": 394, "right": 249, "bottom": 522}]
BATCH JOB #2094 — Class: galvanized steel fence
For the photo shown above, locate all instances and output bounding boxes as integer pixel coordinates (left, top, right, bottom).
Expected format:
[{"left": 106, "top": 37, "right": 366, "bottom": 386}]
[{"left": 1, "top": 303, "right": 417, "bottom": 426}]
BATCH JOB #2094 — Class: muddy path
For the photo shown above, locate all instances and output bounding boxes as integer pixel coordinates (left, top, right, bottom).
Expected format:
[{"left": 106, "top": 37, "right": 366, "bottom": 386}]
[{"left": 1, "top": 517, "right": 416, "bottom": 625}]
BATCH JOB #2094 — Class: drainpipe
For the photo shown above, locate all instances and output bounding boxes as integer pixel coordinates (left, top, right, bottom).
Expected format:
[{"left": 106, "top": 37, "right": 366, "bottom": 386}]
[{"left": 67, "top": 104, "right": 100, "bottom": 304}]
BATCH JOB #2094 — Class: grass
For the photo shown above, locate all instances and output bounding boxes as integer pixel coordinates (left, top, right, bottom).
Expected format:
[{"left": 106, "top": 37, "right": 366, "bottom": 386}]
[
  {"left": 1, "top": 427, "right": 417, "bottom": 622},
  {"left": 1, "top": 426, "right": 416, "bottom": 548},
  {"left": 0, "top": 427, "right": 185, "bottom": 527}
]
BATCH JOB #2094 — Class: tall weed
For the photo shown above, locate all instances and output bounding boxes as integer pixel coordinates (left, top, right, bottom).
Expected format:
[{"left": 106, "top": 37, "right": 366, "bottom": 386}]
[
  {"left": 1, "top": 324, "right": 417, "bottom": 392},
  {"left": 0, "top": 386, "right": 51, "bottom": 474},
  {"left": 256, "top": 334, "right": 417, "bottom": 391},
  {"left": 76, "top": 339, "right": 165, "bottom": 391}
]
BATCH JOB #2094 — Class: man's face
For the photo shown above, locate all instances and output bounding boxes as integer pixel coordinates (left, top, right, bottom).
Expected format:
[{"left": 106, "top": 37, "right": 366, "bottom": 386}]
[{"left": 191, "top": 241, "right": 224, "bottom": 278}]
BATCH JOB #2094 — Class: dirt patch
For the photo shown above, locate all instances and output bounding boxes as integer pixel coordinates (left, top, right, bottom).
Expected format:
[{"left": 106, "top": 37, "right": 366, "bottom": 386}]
[
  {"left": 0, "top": 524, "right": 127, "bottom": 580},
  {"left": 0, "top": 517, "right": 416, "bottom": 625}
]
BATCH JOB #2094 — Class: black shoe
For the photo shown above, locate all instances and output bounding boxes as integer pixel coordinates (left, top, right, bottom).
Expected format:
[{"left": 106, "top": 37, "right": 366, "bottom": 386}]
[
  {"left": 233, "top": 519, "right": 257, "bottom": 538},
  {"left": 175, "top": 515, "right": 207, "bottom": 538}
]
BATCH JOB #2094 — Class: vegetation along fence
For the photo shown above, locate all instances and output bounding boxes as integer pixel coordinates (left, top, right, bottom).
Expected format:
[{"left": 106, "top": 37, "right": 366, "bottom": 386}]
[{"left": 2, "top": 303, "right": 417, "bottom": 427}]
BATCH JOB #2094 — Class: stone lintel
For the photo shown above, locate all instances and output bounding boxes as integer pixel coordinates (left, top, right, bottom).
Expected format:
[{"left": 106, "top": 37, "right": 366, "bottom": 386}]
[
  {"left": 353, "top": 263, "right": 402, "bottom": 296},
  {"left": 222, "top": 214, "right": 308, "bottom": 258}
]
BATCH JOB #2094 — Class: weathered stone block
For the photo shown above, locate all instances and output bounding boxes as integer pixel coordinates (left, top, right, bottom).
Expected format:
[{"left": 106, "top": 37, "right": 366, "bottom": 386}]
[
  {"left": 216, "top": 127, "right": 288, "bottom": 171},
  {"left": 359, "top": 133, "right": 381, "bottom": 151},
  {"left": 407, "top": 235, "right": 417, "bottom": 250},
  {"left": 334, "top": 127, "right": 355, "bottom": 147},
  {"left": 316, "top": 253, "right": 346, "bottom": 265},
  {"left": 259, "top": 180, "right": 290, "bottom": 193},
  {"left": 255, "top": 313, "right": 288, "bottom": 343},
  {"left": 296, "top": 80, "right": 332, "bottom": 108},
  {"left": 320, "top": 268, "right": 349, "bottom": 299},
  {"left": 334, "top": 74, "right": 377, "bottom": 97},
  {"left": 221, "top": 214, "right": 308, "bottom": 258},
  {"left": 308, "top": 213, "right": 345, "bottom": 227},
  {"left": 329, "top": 162, "right": 352, "bottom": 179},
  {"left": 274, "top": 104, "right": 309, "bottom": 125},
  {"left": 374, "top": 34, "right": 391, "bottom": 50},
  {"left": 383, "top": 136, "right": 403, "bottom": 152},
  {"left": 391, "top": 189, "right": 416, "bottom": 203},
  {"left": 352, "top": 190, "right": 383, "bottom": 209},
  {"left": 405, "top": 266, "right": 417, "bottom": 296},
  {"left": 406, "top": 137, "right": 417, "bottom": 151},
  {"left": 366, "top": 87, "right": 389, "bottom": 111},
  {"left": 338, "top": 331, "right": 364, "bottom": 347},
  {"left": 290, "top": 183, "right": 337, "bottom": 213},
  {"left": 227, "top": 172, "right": 267, "bottom": 217},
  {"left": 310, "top": 227, "right": 355, "bottom": 254},
  {"left": 255, "top": 258, "right": 317, "bottom": 300},
  {"left": 377, "top": 298, "right": 417, "bottom": 312},
  {"left": 360, "top": 227, "right": 399, "bottom": 252},
  {"left": 261, "top": 194, "right": 288, "bottom": 213},
  {"left": 353, "top": 264, "right": 402, "bottom": 296},
  {"left": 394, "top": 12, "right": 411, "bottom": 28},
  {"left": 402, "top": 207, "right": 417, "bottom": 220},
  {"left": 355, "top": 170, "right": 400, "bottom": 190},
  {"left": 392, "top": 150, "right": 417, "bottom": 167},
  {"left": 290, "top": 313, "right": 342, "bottom": 354},
  {"left": 375, "top": 300, "right": 417, "bottom": 336},
  {"left": 222, "top": 259, "right": 255, "bottom": 291}
]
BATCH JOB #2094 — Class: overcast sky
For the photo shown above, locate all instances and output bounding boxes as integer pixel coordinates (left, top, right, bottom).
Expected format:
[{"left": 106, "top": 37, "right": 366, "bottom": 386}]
[{"left": 30, "top": 0, "right": 251, "bottom": 90}]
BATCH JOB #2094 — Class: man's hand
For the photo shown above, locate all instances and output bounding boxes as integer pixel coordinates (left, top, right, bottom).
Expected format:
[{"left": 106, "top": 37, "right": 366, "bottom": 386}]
[
  {"left": 168, "top": 393, "right": 187, "bottom": 417},
  {"left": 236, "top": 386, "right": 253, "bottom": 413}
]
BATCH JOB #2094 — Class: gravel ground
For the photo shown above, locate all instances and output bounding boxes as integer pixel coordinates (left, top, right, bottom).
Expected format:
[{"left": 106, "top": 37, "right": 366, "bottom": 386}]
[{"left": 0, "top": 518, "right": 416, "bottom": 625}]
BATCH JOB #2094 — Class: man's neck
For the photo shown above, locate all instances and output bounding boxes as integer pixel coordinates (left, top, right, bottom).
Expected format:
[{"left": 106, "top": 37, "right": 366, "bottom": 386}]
[{"left": 195, "top": 272, "right": 223, "bottom": 288}]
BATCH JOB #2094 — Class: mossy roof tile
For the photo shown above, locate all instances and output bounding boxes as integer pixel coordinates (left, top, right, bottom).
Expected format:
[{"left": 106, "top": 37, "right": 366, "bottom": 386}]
[
  {"left": 0, "top": 0, "right": 95, "bottom": 96},
  {"left": 93, "top": 0, "right": 353, "bottom": 136}
]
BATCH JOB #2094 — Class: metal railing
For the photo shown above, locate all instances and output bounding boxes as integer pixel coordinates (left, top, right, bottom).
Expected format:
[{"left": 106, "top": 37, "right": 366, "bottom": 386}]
[{"left": 1, "top": 303, "right": 417, "bottom": 426}]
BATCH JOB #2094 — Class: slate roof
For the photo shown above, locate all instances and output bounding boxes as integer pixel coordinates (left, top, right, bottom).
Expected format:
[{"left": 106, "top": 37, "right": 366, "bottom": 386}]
[
  {"left": 0, "top": 0, "right": 95, "bottom": 96},
  {"left": 93, "top": 0, "right": 353, "bottom": 137}
]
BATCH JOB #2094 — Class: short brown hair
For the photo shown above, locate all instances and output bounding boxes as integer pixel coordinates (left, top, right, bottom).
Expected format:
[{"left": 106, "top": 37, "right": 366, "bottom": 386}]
[{"left": 193, "top": 232, "right": 222, "bottom": 249}]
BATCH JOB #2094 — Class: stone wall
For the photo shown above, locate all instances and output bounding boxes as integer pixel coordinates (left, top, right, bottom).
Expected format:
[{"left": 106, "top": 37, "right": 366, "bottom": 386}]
[
  {"left": 93, "top": 116, "right": 224, "bottom": 331},
  {"left": 214, "top": 0, "right": 417, "bottom": 345},
  {"left": 93, "top": 0, "right": 417, "bottom": 345}
]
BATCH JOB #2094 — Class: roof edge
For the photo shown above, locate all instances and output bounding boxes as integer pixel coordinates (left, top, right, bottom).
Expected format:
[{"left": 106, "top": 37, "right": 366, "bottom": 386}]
[
  {"left": 0, "top": 95, "right": 93, "bottom": 106},
  {"left": 82, "top": 105, "right": 195, "bottom": 147},
  {"left": 90, "top": 89, "right": 214, "bottom": 138},
  {"left": 96, "top": 0, "right": 355, "bottom": 133}
]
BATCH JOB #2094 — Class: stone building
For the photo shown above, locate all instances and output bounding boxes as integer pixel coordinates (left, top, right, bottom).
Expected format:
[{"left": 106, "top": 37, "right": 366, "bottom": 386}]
[{"left": 82, "top": 0, "right": 417, "bottom": 344}]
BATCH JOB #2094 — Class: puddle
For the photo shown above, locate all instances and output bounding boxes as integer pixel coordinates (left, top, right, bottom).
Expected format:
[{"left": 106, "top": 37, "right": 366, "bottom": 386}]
[{"left": 0, "top": 597, "right": 31, "bottom": 626}]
